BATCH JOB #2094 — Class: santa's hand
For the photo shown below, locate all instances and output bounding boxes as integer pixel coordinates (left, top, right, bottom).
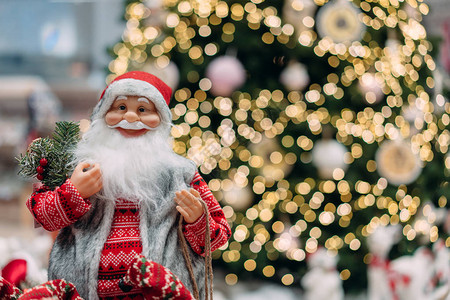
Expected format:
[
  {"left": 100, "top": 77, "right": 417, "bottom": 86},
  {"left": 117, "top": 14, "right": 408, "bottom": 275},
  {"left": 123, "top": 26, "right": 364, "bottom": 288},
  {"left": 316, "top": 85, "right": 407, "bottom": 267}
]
[
  {"left": 70, "top": 162, "right": 103, "bottom": 199},
  {"left": 174, "top": 188, "right": 204, "bottom": 223}
]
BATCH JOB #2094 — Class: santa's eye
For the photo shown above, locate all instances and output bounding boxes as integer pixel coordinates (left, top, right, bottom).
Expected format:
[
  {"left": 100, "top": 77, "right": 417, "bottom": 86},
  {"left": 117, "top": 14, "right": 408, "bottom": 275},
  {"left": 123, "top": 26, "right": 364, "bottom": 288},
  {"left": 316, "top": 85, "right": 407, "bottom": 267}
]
[
  {"left": 119, "top": 105, "right": 126, "bottom": 110},
  {"left": 139, "top": 107, "right": 146, "bottom": 112}
]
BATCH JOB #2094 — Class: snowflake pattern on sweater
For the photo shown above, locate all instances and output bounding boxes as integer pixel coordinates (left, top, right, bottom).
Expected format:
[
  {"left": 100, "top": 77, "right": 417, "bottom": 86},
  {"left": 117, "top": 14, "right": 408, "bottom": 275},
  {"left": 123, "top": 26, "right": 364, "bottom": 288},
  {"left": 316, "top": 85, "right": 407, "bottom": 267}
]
[{"left": 97, "top": 199, "right": 144, "bottom": 299}]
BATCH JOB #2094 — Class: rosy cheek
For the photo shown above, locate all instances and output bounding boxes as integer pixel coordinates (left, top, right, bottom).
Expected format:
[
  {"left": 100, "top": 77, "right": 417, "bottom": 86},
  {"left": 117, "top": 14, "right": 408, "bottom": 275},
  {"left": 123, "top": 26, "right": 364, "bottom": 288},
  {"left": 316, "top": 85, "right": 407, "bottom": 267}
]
[
  {"left": 105, "top": 111, "right": 123, "bottom": 126},
  {"left": 142, "top": 114, "right": 161, "bottom": 128}
]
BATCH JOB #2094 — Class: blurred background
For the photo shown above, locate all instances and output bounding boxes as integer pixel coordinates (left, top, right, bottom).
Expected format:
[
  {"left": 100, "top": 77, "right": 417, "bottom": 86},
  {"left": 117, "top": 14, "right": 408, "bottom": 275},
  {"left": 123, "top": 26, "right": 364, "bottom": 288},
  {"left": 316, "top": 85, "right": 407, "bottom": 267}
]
[{"left": 0, "top": 0, "right": 449, "bottom": 299}]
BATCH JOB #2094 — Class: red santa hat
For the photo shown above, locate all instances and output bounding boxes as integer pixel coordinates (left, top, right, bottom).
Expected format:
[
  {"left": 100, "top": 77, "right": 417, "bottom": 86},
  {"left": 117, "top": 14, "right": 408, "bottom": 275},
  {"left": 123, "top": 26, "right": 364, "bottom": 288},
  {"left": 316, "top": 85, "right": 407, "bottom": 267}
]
[{"left": 91, "top": 71, "right": 172, "bottom": 124}]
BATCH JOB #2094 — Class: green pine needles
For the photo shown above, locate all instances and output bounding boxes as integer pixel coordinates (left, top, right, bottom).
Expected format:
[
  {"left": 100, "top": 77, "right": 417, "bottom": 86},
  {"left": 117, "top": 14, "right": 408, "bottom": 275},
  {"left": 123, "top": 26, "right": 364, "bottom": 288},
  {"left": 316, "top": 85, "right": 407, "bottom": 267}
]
[{"left": 17, "top": 121, "right": 81, "bottom": 189}]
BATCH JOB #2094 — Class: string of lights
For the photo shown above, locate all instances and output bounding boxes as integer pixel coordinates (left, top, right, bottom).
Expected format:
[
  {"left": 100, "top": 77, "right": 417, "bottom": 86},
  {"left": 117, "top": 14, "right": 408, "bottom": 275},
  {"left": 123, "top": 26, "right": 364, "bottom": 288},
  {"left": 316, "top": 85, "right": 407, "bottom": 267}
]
[{"left": 107, "top": 0, "right": 449, "bottom": 291}]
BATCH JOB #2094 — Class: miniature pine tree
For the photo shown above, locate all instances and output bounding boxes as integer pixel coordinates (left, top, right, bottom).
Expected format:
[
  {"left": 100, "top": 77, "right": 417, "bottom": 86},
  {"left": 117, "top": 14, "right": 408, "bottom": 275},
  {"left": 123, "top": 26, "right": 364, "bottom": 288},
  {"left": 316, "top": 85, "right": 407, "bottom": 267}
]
[{"left": 17, "top": 121, "right": 80, "bottom": 189}]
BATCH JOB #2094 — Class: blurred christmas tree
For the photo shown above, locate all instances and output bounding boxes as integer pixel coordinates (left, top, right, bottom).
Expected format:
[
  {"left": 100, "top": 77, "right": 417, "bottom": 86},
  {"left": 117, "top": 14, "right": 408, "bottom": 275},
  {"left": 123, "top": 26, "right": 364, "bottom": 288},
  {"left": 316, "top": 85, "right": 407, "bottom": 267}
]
[{"left": 107, "top": 0, "right": 449, "bottom": 293}]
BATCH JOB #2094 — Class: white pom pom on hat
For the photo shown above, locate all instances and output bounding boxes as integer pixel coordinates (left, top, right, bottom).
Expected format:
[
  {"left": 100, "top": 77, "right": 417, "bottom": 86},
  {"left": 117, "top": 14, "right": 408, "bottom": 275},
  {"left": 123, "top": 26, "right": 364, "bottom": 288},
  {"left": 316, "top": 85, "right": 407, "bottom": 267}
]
[{"left": 92, "top": 71, "right": 173, "bottom": 124}]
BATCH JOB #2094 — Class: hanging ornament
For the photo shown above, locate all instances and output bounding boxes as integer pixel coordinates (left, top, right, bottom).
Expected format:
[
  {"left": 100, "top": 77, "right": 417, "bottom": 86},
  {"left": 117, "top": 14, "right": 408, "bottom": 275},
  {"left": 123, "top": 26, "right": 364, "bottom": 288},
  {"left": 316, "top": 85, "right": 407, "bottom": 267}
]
[
  {"left": 316, "top": 0, "right": 366, "bottom": 44},
  {"left": 143, "top": 0, "right": 167, "bottom": 27},
  {"left": 280, "top": 61, "right": 310, "bottom": 91},
  {"left": 403, "top": 2, "right": 421, "bottom": 21},
  {"left": 282, "top": 0, "right": 317, "bottom": 37},
  {"left": 222, "top": 184, "right": 253, "bottom": 211},
  {"left": 249, "top": 136, "right": 293, "bottom": 182},
  {"left": 144, "top": 0, "right": 163, "bottom": 10},
  {"left": 141, "top": 60, "right": 179, "bottom": 91},
  {"left": 358, "top": 72, "right": 384, "bottom": 104},
  {"left": 274, "top": 226, "right": 301, "bottom": 254},
  {"left": 440, "top": 21, "right": 450, "bottom": 74},
  {"left": 375, "top": 140, "right": 422, "bottom": 186},
  {"left": 402, "top": 104, "right": 425, "bottom": 135},
  {"left": 205, "top": 55, "right": 246, "bottom": 97},
  {"left": 312, "top": 139, "right": 348, "bottom": 179}
]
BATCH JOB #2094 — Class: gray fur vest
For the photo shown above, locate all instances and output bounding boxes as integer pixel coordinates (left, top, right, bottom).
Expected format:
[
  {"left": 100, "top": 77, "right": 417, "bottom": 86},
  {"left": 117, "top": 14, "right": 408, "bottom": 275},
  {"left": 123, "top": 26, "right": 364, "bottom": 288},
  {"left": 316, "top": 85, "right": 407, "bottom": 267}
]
[{"left": 48, "top": 157, "right": 205, "bottom": 299}]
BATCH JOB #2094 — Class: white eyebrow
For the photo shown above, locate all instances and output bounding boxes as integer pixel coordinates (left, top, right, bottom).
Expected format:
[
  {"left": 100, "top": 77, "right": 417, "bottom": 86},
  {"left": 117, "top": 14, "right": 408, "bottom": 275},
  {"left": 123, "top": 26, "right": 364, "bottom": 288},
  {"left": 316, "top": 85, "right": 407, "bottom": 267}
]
[
  {"left": 116, "top": 95, "right": 128, "bottom": 101},
  {"left": 115, "top": 95, "right": 150, "bottom": 104},
  {"left": 137, "top": 97, "right": 150, "bottom": 104}
]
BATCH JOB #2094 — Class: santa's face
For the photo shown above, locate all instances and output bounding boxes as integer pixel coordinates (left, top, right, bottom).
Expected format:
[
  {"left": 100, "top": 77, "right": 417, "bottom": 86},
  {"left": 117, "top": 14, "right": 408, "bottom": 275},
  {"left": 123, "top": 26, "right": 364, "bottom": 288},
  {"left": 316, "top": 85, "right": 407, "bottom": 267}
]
[{"left": 105, "top": 95, "right": 161, "bottom": 138}]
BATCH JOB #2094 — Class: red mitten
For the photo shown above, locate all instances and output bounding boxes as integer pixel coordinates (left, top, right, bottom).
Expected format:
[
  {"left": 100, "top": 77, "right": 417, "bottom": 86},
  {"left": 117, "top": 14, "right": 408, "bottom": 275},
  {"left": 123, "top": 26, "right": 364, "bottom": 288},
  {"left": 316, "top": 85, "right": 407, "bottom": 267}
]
[
  {"left": 18, "top": 279, "right": 83, "bottom": 300},
  {"left": 0, "top": 277, "right": 83, "bottom": 300},
  {"left": 119, "top": 254, "right": 195, "bottom": 300},
  {"left": 0, "top": 276, "right": 23, "bottom": 300}
]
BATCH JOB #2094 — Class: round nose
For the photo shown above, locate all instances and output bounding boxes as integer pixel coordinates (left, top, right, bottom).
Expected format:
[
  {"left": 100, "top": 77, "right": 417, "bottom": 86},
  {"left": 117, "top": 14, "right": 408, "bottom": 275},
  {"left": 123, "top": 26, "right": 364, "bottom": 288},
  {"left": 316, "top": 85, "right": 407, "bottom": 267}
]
[{"left": 124, "top": 111, "right": 139, "bottom": 123}]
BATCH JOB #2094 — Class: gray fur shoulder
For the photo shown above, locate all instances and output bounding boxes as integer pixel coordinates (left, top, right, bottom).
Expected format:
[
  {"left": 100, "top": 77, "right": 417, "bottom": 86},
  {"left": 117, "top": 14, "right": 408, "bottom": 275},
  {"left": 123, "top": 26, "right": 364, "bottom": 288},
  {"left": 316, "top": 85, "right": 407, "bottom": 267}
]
[{"left": 170, "top": 154, "right": 197, "bottom": 184}]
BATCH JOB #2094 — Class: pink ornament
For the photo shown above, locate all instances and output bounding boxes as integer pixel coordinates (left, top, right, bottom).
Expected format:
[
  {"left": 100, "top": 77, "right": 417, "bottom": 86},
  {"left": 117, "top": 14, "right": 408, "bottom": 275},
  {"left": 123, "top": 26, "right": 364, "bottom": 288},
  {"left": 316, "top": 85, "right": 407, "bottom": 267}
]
[
  {"left": 280, "top": 61, "right": 310, "bottom": 91},
  {"left": 311, "top": 139, "right": 348, "bottom": 179},
  {"left": 205, "top": 56, "right": 246, "bottom": 97},
  {"left": 358, "top": 72, "right": 384, "bottom": 104},
  {"left": 441, "top": 21, "right": 450, "bottom": 74}
]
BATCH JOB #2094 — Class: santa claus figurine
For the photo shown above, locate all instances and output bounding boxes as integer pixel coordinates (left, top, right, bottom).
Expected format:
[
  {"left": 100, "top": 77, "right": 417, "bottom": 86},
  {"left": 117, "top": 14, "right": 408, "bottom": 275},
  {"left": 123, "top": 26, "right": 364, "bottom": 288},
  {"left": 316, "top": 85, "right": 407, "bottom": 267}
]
[{"left": 26, "top": 71, "right": 231, "bottom": 300}]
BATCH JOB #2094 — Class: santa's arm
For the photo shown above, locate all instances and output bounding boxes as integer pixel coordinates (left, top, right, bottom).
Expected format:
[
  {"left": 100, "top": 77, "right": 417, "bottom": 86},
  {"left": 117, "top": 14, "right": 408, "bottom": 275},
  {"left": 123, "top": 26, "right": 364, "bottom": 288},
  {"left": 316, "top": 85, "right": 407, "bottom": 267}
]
[
  {"left": 26, "top": 179, "right": 91, "bottom": 232},
  {"left": 182, "top": 172, "right": 231, "bottom": 256}
]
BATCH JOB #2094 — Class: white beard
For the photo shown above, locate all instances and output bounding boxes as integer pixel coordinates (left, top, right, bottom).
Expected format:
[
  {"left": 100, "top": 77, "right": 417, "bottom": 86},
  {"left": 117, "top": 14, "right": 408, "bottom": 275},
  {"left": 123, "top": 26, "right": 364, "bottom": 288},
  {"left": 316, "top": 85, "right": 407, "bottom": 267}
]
[{"left": 71, "top": 119, "right": 185, "bottom": 206}]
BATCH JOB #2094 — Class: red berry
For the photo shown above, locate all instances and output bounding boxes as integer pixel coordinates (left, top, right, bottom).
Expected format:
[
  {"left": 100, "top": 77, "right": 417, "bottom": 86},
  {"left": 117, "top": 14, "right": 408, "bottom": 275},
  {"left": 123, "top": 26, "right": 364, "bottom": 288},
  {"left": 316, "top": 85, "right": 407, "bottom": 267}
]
[
  {"left": 37, "top": 174, "right": 44, "bottom": 181},
  {"left": 39, "top": 158, "right": 48, "bottom": 167},
  {"left": 36, "top": 166, "right": 44, "bottom": 174}
]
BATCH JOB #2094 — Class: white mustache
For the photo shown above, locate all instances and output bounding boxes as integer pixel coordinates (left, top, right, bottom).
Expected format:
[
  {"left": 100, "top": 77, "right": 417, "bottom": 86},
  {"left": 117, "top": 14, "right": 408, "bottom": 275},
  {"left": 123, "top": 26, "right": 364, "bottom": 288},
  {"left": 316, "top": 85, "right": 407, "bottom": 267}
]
[{"left": 107, "top": 120, "right": 155, "bottom": 130}]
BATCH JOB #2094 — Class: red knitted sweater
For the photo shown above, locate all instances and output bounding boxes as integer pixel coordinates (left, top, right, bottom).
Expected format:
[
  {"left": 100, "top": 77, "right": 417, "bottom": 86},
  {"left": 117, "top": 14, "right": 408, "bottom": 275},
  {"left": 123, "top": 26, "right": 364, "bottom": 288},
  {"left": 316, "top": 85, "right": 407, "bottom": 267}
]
[
  {"left": 27, "top": 172, "right": 231, "bottom": 299},
  {"left": 97, "top": 199, "right": 143, "bottom": 299}
]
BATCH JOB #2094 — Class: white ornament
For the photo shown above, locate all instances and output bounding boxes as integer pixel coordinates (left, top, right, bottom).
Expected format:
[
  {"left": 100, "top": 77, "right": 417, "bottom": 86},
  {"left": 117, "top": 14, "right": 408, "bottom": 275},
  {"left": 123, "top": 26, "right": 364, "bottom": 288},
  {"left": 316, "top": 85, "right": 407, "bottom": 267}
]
[
  {"left": 316, "top": 0, "right": 366, "bottom": 44},
  {"left": 144, "top": 0, "right": 163, "bottom": 10},
  {"left": 280, "top": 61, "right": 310, "bottom": 91},
  {"left": 282, "top": 0, "right": 317, "bottom": 37},
  {"left": 376, "top": 140, "right": 422, "bottom": 186},
  {"left": 302, "top": 247, "right": 344, "bottom": 300},
  {"left": 402, "top": 105, "right": 424, "bottom": 123},
  {"left": 249, "top": 136, "right": 293, "bottom": 181},
  {"left": 206, "top": 56, "right": 246, "bottom": 97},
  {"left": 143, "top": 0, "right": 166, "bottom": 27},
  {"left": 275, "top": 227, "right": 301, "bottom": 253},
  {"left": 402, "top": 104, "right": 425, "bottom": 135},
  {"left": 358, "top": 72, "right": 384, "bottom": 104},
  {"left": 142, "top": 60, "right": 179, "bottom": 91},
  {"left": 223, "top": 184, "right": 253, "bottom": 211},
  {"left": 311, "top": 139, "right": 348, "bottom": 179}
]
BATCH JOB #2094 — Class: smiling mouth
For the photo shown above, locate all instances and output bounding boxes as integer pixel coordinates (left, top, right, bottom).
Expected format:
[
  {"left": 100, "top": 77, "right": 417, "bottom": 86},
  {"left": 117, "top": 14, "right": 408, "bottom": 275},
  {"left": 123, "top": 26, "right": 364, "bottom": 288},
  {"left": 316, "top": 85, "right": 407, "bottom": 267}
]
[{"left": 116, "top": 128, "right": 149, "bottom": 138}]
